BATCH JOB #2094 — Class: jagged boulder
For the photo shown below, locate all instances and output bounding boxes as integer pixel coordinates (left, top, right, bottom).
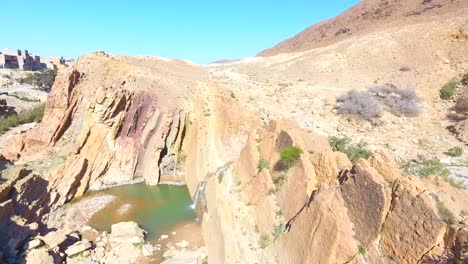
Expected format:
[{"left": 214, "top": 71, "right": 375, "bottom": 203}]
[
  {"left": 380, "top": 178, "right": 447, "bottom": 263},
  {"left": 368, "top": 152, "right": 401, "bottom": 182},
  {"left": 310, "top": 151, "right": 340, "bottom": 185},
  {"left": 278, "top": 187, "right": 358, "bottom": 264},
  {"left": 25, "top": 248, "right": 54, "bottom": 264},
  {"left": 340, "top": 161, "right": 391, "bottom": 246}
]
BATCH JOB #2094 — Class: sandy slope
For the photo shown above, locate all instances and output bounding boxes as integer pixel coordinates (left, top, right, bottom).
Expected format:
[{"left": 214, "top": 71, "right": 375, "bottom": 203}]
[{"left": 206, "top": 11, "right": 468, "bottom": 162}]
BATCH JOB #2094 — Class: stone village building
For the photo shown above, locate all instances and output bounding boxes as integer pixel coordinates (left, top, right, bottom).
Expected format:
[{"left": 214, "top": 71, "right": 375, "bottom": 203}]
[{"left": 0, "top": 49, "right": 53, "bottom": 71}]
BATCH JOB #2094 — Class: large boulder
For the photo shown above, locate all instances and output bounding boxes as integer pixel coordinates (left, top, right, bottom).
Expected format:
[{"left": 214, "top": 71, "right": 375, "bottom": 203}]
[
  {"left": 25, "top": 248, "right": 54, "bottom": 264},
  {"left": 277, "top": 187, "right": 358, "bottom": 264},
  {"left": 380, "top": 178, "right": 446, "bottom": 263},
  {"left": 340, "top": 161, "right": 391, "bottom": 246}
]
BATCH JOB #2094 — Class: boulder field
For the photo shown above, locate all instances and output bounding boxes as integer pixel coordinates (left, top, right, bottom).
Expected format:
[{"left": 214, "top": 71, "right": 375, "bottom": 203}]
[{"left": 0, "top": 53, "right": 466, "bottom": 263}]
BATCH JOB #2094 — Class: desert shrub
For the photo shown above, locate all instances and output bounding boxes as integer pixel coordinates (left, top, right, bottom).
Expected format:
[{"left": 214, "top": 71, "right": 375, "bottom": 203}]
[
  {"left": 328, "top": 136, "right": 372, "bottom": 162},
  {"left": 329, "top": 136, "right": 351, "bottom": 152},
  {"left": 273, "top": 172, "right": 287, "bottom": 189},
  {"left": 368, "top": 86, "right": 421, "bottom": 116},
  {"left": 358, "top": 244, "right": 366, "bottom": 256},
  {"left": 401, "top": 156, "right": 450, "bottom": 178},
  {"left": 280, "top": 146, "right": 303, "bottom": 167},
  {"left": 0, "top": 104, "right": 45, "bottom": 135},
  {"left": 447, "top": 147, "right": 463, "bottom": 157},
  {"left": 273, "top": 224, "right": 284, "bottom": 241},
  {"left": 439, "top": 80, "right": 458, "bottom": 100},
  {"left": 436, "top": 200, "right": 456, "bottom": 225},
  {"left": 335, "top": 90, "right": 383, "bottom": 120},
  {"left": 345, "top": 142, "right": 373, "bottom": 162},
  {"left": 259, "top": 234, "right": 271, "bottom": 249},
  {"left": 19, "top": 69, "right": 57, "bottom": 91},
  {"left": 258, "top": 159, "right": 270, "bottom": 172}
]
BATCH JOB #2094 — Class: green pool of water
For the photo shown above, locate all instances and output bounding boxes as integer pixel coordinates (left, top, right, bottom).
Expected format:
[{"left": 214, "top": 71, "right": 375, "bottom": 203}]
[{"left": 87, "top": 183, "right": 196, "bottom": 240}]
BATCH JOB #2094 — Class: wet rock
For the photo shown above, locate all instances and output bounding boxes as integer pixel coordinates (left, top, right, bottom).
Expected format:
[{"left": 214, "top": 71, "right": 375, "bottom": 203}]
[{"left": 110, "top": 221, "right": 145, "bottom": 241}]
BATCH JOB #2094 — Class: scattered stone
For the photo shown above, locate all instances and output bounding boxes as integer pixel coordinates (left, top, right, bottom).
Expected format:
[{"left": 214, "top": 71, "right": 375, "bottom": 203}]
[
  {"left": 28, "top": 222, "right": 39, "bottom": 231},
  {"left": 110, "top": 221, "right": 145, "bottom": 239},
  {"left": 25, "top": 248, "right": 54, "bottom": 264},
  {"left": 65, "top": 239, "right": 92, "bottom": 257},
  {"left": 42, "top": 231, "right": 68, "bottom": 248},
  {"left": 23, "top": 238, "right": 44, "bottom": 250},
  {"left": 161, "top": 234, "right": 169, "bottom": 240}
]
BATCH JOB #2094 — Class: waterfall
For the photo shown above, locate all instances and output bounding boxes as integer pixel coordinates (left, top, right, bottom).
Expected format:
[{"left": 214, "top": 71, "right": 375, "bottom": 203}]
[
  {"left": 189, "top": 181, "right": 206, "bottom": 210},
  {"left": 189, "top": 162, "right": 232, "bottom": 211}
]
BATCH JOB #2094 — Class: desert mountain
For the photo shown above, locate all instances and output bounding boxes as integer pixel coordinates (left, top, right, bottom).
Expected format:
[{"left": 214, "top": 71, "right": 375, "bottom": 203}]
[{"left": 258, "top": 0, "right": 467, "bottom": 56}]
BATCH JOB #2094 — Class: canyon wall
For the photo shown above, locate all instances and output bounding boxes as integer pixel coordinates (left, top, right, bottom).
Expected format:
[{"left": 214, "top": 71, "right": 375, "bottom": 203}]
[{"left": 0, "top": 53, "right": 467, "bottom": 263}]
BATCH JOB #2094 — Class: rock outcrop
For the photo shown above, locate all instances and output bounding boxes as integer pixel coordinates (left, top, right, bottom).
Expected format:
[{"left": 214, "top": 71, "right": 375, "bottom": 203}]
[{"left": 1, "top": 52, "right": 467, "bottom": 264}]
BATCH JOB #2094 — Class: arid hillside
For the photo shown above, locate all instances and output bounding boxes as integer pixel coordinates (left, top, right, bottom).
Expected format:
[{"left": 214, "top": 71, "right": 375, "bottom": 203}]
[{"left": 259, "top": 0, "right": 467, "bottom": 56}]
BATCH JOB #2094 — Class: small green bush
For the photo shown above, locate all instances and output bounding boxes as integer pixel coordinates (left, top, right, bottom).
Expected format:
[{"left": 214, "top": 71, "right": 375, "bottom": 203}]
[
  {"left": 329, "top": 136, "right": 351, "bottom": 152},
  {"left": 447, "top": 147, "right": 463, "bottom": 157},
  {"left": 19, "top": 69, "right": 57, "bottom": 91},
  {"left": 273, "top": 224, "right": 284, "bottom": 241},
  {"left": 280, "top": 146, "right": 303, "bottom": 167},
  {"left": 0, "top": 104, "right": 45, "bottom": 135},
  {"left": 346, "top": 142, "right": 373, "bottom": 162},
  {"left": 258, "top": 159, "right": 269, "bottom": 172},
  {"left": 358, "top": 244, "right": 366, "bottom": 256},
  {"left": 439, "top": 80, "right": 458, "bottom": 100},
  {"left": 328, "top": 136, "right": 372, "bottom": 162},
  {"left": 401, "top": 156, "right": 450, "bottom": 178},
  {"left": 259, "top": 234, "right": 271, "bottom": 249}
]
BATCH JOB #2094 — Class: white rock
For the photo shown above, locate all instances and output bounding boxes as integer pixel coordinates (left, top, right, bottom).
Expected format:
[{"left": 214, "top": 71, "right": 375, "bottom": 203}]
[
  {"left": 160, "top": 234, "right": 169, "bottom": 240},
  {"left": 26, "top": 249, "right": 54, "bottom": 264},
  {"left": 111, "top": 221, "right": 145, "bottom": 238},
  {"left": 176, "top": 240, "right": 189, "bottom": 248},
  {"left": 65, "top": 240, "right": 92, "bottom": 256},
  {"left": 23, "top": 239, "right": 44, "bottom": 250},
  {"left": 142, "top": 244, "right": 154, "bottom": 256}
]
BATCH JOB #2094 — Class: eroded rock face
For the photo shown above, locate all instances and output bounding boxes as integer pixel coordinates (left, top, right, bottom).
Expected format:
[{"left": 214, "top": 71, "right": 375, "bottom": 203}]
[
  {"left": 380, "top": 178, "right": 447, "bottom": 263},
  {"left": 340, "top": 161, "right": 391, "bottom": 246},
  {"left": 278, "top": 187, "right": 357, "bottom": 264},
  {"left": 1, "top": 53, "right": 467, "bottom": 264}
]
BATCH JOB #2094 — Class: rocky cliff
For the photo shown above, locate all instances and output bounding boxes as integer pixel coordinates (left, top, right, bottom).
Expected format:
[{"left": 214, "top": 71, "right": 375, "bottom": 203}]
[{"left": 1, "top": 1, "right": 468, "bottom": 259}]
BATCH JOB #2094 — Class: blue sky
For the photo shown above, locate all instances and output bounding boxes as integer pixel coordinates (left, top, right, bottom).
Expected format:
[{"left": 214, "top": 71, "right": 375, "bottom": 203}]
[{"left": 3, "top": 0, "right": 360, "bottom": 64}]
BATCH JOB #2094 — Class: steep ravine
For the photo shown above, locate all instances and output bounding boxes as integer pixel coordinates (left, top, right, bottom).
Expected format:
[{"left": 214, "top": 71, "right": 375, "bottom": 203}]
[{"left": 0, "top": 53, "right": 467, "bottom": 263}]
